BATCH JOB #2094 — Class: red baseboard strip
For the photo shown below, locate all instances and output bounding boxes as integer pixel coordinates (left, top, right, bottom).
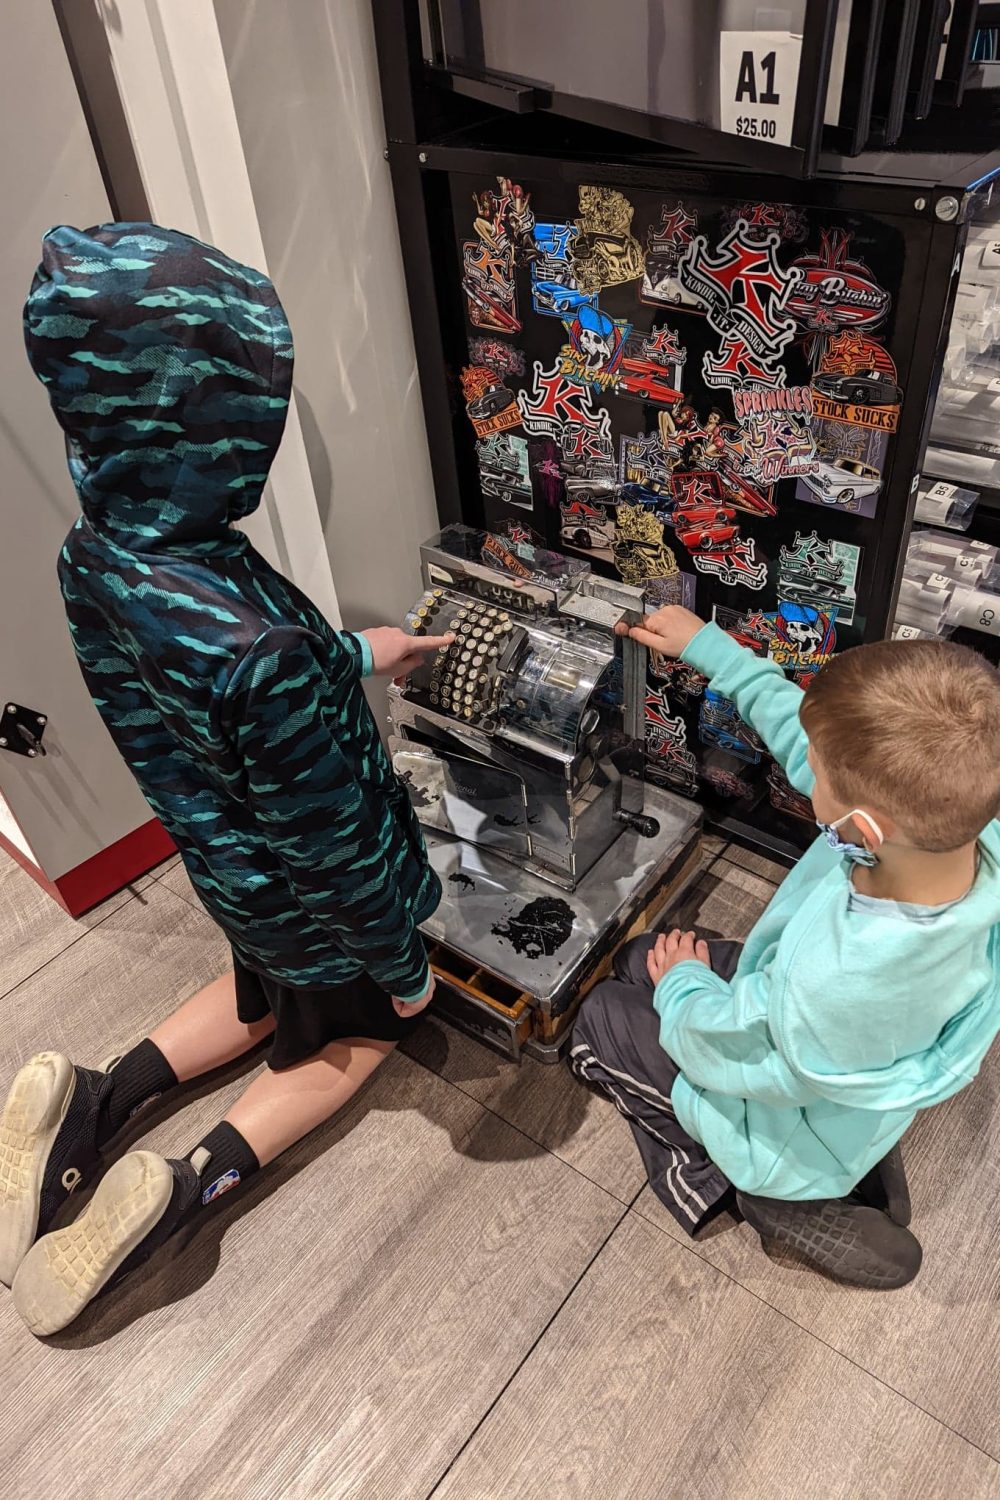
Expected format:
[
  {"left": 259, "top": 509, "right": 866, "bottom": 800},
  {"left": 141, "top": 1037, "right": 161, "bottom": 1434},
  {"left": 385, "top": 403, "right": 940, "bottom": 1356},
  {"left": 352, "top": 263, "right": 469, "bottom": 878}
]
[
  {"left": 55, "top": 819, "right": 176, "bottom": 916},
  {"left": 0, "top": 818, "right": 176, "bottom": 918}
]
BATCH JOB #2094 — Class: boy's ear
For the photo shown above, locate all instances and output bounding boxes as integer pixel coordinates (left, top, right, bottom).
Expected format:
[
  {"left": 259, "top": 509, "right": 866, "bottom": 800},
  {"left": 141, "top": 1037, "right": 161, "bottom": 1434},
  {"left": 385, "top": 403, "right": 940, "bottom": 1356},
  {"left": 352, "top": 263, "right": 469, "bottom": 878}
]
[{"left": 860, "top": 806, "right": 895, "bottom": 844}]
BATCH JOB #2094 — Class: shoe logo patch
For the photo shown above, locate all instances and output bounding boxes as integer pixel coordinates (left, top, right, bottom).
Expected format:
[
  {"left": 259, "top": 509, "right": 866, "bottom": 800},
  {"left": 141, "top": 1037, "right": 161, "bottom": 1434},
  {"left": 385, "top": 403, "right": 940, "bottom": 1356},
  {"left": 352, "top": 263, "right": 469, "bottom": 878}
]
[
  {"left": 62, "top": 1168, "right": 82, "bottom": 1194},
  {"left": 128, "top": 1092, "right": 161, "bottom": 1120},
  {"left": 202, "top": 1169, "right": 240, "bottom": 1205}
]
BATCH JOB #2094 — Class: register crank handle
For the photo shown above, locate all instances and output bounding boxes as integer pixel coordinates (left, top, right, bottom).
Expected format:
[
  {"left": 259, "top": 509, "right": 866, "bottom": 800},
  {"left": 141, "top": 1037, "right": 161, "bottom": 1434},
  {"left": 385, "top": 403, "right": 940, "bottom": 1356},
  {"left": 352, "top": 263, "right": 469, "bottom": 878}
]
[{"left": 615, "top": 808, "right": 660, "bottom": 838}]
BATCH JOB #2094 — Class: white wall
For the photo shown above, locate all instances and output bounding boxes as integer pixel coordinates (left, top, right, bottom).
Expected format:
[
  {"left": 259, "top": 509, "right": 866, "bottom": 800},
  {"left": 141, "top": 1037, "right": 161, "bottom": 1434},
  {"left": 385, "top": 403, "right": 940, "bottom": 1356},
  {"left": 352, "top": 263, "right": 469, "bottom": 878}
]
[
  {"left": 213, "top": 0, "right": 439, "bottom": 647},
  {"left": 0, "top": 0, "right": 154, "bottom": 877}
]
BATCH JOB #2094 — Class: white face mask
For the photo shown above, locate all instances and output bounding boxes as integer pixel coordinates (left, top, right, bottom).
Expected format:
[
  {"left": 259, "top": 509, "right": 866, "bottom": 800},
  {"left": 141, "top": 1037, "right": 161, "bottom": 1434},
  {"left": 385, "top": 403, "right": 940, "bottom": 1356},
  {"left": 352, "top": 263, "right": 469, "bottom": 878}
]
[{"left": 816, "top": 809, "right": 885, "bottom": 867}]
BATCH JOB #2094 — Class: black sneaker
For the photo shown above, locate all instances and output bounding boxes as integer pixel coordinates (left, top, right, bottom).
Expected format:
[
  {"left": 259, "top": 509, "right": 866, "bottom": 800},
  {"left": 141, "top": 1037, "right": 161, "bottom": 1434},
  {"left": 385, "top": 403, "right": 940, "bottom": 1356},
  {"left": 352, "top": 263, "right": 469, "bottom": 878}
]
[
  {"left": 736, "top": 1191, "right": 922, "bottom": 1289},
  {"left": 12, "top": 1149, "right": 203, "bottom": 1337},
  {"left": 0, "top": 1053, "right": 114, "bottom": 1286}
]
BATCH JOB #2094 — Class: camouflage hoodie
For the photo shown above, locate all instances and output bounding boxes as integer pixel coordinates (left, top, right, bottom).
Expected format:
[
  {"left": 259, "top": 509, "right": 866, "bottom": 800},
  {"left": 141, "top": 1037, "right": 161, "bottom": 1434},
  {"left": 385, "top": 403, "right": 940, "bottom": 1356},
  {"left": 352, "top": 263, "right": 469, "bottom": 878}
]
[{"left": 24, "top": 223, "right": 439, "bottom": 997}]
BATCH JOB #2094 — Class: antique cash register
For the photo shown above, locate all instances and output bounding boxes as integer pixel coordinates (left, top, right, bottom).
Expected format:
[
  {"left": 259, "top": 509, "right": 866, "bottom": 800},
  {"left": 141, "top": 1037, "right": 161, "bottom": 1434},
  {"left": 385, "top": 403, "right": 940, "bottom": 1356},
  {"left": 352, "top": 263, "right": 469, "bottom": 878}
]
[{"left": 389, "top": 525, "right": 702, "bottom": 1060}]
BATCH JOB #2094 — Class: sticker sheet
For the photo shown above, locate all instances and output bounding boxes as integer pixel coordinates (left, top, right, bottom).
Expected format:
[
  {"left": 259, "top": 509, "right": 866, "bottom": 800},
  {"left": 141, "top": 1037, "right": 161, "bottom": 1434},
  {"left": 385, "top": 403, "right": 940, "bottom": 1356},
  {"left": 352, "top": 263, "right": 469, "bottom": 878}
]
[{"left": 450, "top": 174, "right": 902, "bottom": 832}]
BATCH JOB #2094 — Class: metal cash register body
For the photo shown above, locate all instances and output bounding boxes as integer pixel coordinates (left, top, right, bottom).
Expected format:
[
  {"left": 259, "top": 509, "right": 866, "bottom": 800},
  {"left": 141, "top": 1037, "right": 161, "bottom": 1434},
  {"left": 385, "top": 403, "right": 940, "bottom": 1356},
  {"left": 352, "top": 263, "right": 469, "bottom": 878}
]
[{"left": 388, "top": 526, "right": 702, "bottom": 1061}]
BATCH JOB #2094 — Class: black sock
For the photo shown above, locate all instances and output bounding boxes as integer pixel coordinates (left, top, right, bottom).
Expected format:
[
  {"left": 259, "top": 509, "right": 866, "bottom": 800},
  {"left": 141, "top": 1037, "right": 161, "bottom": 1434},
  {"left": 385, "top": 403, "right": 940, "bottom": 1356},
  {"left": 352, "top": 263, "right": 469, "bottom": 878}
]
[
  {"left": 98, "top": 1038, "right": 178, "bottom": 1146},
  {"left": 188, "top": 1122, "right": 259, "bottom": 1210}
]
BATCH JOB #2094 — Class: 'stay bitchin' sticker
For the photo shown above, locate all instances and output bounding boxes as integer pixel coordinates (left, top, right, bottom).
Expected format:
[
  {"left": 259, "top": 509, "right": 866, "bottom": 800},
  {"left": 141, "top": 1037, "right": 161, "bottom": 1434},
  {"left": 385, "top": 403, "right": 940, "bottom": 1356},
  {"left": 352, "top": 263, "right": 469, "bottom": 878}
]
[
  {"left": 788, "top": 229, "right": 890, "bottom": 336},
  {"left": 715, "top": 602, "right": 837, "bottom": 687},
  {"left": 558, "top": 305, "right": 631, "bottom": 391}
]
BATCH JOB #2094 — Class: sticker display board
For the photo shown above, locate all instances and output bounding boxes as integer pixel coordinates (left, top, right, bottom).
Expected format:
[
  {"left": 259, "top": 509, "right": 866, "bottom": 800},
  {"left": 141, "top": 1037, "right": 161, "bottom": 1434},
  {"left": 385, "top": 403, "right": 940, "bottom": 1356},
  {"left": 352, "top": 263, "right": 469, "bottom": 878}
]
[{"left": 448, "top": 173, "right": 911, "bottom": 847}]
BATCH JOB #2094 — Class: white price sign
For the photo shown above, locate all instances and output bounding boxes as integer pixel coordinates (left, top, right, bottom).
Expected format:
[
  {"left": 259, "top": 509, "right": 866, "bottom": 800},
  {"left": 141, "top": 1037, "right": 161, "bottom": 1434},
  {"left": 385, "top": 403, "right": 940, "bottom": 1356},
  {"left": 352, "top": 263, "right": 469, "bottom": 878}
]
[{"left": 719, "top": 31, "right": 802, "bottom": 147}]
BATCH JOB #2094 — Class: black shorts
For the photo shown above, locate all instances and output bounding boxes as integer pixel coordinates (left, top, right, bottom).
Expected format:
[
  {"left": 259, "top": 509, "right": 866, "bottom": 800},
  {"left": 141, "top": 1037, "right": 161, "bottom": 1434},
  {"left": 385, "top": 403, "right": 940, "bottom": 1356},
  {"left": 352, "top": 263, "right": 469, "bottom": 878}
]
[{"left": 233, "top": 954, "right": 423, "bottom": 1070}]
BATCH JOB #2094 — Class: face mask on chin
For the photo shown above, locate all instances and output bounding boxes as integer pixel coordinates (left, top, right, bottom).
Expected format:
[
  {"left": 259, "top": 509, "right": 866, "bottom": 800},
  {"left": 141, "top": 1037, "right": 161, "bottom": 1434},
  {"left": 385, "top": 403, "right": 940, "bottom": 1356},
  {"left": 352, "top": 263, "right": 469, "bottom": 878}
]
[{"left": 816, "top": 809, "right": 885, "bottom": 867}]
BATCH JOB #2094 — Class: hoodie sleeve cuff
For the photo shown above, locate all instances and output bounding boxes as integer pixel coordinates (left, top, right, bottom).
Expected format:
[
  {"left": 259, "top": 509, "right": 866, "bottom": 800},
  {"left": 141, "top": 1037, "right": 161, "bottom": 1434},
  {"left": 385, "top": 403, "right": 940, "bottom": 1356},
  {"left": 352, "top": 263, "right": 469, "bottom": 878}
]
[
  {"left": 394, "top": 963, "right": 433, "bottom": 1004},
  {"left": 348, "top": 632, "right": 374, "bottom": 678}
]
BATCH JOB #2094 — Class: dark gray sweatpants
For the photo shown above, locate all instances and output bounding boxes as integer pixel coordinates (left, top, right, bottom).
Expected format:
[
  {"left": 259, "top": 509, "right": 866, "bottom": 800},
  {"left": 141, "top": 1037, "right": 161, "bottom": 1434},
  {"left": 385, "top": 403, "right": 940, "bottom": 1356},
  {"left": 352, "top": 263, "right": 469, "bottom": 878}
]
[{"left": 570, "top": 933, "right": 741, "bottom": 1234}]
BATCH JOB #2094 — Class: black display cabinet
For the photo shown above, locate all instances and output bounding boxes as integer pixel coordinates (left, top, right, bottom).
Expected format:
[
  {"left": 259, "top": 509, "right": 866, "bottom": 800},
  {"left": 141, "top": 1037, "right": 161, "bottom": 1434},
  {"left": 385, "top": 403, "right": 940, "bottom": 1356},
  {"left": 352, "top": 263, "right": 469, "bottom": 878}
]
[{"left": 373, "top": 0, "right": 1000, "bottom": 862}]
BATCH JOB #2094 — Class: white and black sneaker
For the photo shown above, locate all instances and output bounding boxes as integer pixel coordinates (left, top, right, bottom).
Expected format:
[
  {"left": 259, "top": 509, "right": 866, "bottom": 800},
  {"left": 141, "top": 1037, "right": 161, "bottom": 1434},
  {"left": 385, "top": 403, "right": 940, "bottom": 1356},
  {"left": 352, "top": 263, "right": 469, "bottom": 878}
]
[
  {"left": 0, "top": 1053, "right": 114, "bottom": 1286},
  {"left": 12, "top": 1149, "right": 204, "bottom": 1337}
]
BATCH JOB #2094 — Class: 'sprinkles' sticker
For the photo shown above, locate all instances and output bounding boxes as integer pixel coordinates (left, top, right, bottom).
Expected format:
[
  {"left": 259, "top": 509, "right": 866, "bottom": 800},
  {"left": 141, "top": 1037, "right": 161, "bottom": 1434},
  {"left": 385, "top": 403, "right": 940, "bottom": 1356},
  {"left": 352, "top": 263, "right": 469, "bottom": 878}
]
[{"left": 731, "top": 385, "right": 818, "bottom": 484}]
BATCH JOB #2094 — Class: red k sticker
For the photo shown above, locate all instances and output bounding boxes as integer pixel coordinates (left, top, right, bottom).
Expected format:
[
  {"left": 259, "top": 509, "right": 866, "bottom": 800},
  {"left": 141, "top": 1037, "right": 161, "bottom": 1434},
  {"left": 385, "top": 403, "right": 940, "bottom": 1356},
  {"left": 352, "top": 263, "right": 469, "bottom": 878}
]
[{"left": 679, "top": 221, "right": 802, "bottom": 390}]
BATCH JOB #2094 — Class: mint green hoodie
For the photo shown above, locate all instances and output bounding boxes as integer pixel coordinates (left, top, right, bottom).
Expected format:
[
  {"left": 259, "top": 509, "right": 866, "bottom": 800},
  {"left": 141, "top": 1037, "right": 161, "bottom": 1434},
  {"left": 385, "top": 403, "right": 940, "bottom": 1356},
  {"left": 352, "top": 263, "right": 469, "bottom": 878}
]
[{"left": 655, "top": 622, "right": 1000, "bottom": 1200}]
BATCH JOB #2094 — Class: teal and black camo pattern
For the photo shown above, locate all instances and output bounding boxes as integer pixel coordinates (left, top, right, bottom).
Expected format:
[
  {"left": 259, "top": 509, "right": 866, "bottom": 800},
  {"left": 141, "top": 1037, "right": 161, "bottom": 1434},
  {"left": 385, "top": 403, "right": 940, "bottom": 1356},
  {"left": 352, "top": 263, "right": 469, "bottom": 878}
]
[{"left": 24, "top": 224, "right": 439, "bottom": 995}]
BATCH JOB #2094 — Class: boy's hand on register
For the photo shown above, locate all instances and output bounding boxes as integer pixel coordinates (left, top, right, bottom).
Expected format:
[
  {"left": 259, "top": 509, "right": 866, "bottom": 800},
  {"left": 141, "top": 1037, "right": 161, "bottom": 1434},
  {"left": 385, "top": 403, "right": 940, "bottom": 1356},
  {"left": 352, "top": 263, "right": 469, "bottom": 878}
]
[
  {"left": 616, "top": 605, "right": 704, "bottom": 659},
  {"left": 362, "top": 627, "right": 455, "bottom": 677},
  {"left": 393, "top": 973, "right": 436, "bottom": 1018},
  {"left": 647, "top": 929, "right": 710, "bottom": 986}
]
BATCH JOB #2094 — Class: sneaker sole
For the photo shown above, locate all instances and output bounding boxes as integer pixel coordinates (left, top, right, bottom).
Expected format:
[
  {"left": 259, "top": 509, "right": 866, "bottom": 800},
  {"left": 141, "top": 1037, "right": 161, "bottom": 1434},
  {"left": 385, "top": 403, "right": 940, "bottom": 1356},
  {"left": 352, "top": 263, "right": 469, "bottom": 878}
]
[
  {"left": 737, "top": 1194, "right": 922, "bottom": 1290},
  {"left": 12, "top": 1150, "right": 173, "bottom": 1337},
  {"left": 0, "top": 1053, "right": 76, "bottom": 1287}
]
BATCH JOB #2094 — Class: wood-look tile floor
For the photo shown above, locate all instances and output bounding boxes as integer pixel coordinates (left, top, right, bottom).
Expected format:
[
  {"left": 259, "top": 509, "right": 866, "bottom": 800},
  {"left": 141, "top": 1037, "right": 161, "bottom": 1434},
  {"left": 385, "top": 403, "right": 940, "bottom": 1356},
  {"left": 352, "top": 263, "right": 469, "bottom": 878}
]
[{"left": 1, "top": 844, "right": 998, "bottom": 1500}]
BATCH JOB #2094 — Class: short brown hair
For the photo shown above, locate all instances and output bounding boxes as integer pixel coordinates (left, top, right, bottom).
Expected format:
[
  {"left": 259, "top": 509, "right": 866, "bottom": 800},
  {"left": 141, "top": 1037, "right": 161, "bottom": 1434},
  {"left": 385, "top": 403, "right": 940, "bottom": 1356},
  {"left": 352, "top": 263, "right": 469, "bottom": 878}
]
[{"left": 800, "top": 639, "right": 1000, "bottom": 851}]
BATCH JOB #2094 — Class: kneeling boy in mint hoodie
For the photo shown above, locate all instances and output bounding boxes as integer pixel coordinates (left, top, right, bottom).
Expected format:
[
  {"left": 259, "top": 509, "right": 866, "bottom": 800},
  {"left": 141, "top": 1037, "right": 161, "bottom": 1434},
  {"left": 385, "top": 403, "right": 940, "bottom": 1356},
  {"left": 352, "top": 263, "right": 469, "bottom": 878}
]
[{"left": 572, "top": 605, "right": 1000, "bottom": 1287}]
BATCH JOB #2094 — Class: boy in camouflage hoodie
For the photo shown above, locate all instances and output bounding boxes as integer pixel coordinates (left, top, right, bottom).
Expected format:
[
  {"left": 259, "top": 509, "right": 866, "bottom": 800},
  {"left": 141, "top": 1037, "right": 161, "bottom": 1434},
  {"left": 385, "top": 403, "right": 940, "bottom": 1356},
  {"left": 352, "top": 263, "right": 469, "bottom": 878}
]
[{"left": 0, "top": 224, "right": 447, "bottom": 1335}]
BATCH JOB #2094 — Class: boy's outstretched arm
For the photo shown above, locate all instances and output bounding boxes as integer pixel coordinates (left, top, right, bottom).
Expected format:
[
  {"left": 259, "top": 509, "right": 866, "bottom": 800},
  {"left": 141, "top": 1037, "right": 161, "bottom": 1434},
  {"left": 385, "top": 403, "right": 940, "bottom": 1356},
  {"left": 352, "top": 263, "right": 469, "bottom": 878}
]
[
  {"left": 223, "top": 626, "right": 439, "bottom": 1002},
  {"left": 627, "top": 606, "right": 814, "bottom": 796}
]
